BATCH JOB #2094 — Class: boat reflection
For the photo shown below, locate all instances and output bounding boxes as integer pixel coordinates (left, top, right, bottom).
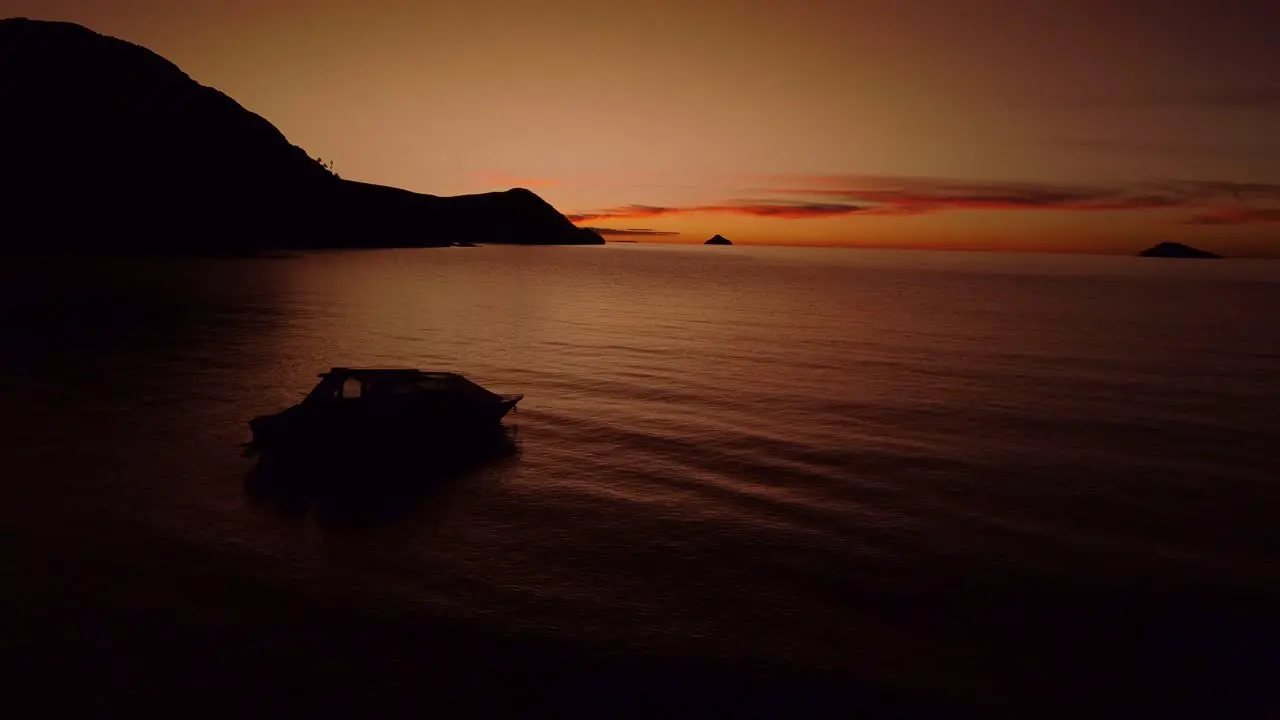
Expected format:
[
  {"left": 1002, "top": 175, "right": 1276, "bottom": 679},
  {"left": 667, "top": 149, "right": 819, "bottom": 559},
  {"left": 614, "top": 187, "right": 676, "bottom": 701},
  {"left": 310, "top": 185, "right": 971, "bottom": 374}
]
[{"left": 244, "top": 424, "right": 519, "bottom": 528}]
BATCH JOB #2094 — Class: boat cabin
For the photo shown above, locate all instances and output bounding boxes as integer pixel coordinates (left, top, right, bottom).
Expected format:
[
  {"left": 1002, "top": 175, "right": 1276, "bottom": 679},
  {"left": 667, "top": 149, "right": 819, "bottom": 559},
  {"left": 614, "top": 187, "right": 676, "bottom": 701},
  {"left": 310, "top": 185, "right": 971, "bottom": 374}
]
[{"left": 302, "top": 368, "right": 504, "bottom": 405}]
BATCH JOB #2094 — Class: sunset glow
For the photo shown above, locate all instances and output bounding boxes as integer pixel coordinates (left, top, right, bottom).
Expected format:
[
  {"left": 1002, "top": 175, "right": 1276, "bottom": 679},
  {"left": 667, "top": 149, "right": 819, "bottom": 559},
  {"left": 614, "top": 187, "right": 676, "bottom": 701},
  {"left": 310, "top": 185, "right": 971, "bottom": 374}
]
[{"left": 7, "top": 0, "right": 1279, "bottom": 255}]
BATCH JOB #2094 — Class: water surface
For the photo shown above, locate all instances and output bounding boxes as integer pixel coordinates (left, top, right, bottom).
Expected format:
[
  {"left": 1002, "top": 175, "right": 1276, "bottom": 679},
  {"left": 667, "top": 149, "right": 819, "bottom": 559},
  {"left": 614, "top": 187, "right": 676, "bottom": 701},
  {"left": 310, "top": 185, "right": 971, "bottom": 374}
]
[{"left": 3, "top": 245, "right": 1278, "bottom": 715}]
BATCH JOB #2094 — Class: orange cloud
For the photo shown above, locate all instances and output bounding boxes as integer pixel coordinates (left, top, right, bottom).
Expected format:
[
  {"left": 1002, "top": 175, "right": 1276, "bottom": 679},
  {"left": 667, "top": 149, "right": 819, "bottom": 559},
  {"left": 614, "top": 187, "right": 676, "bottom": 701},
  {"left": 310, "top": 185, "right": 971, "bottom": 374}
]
[
  {"left": 585, "top": 227, "right": 681, "bottom": 236},
  {"left": 567, "top": 201, "right": 865, "bottom": 223},
  {"left": 764, "top": 177, "right": 1218, "bottom": 214},
  {"left": 567, "top": 176, "right": 1280, "bottom": 227},
  {"left": 751, "top": 175, "right": 1280, "bottom": 202}
]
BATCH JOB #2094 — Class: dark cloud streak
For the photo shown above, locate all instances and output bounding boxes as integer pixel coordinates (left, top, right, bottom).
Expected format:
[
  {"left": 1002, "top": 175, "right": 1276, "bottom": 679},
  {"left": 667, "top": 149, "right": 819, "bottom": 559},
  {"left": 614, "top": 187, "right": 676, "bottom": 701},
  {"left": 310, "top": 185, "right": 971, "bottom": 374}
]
[
  {"left": 567, "top": 175, "right": 1280, "bottom": 227},
  {"left": 1187, "top": 208, "right": 1280, "bottom": 226},
  {"left": 585, "top": 227, "right": 681, "bottom": 236},
  {"left": 569, "top": 201, "right": 866, "bottom": 223}
]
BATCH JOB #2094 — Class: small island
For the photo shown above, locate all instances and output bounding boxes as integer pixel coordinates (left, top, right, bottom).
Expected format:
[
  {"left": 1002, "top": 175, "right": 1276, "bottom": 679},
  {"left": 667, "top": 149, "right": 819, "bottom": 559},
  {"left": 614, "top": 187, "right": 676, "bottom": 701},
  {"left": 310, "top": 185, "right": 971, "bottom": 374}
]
[
  {"left": 705, "top": 235, "right": 733, "bottom": 246},
  {"left": 1138, "top": 242, "right": 1222, "bottom": 259}
]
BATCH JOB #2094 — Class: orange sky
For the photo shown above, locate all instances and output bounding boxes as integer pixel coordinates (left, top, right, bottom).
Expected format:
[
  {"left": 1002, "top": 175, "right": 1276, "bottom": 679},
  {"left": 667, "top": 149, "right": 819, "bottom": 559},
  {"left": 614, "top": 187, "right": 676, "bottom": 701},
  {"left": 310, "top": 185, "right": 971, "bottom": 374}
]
[{"left": 5, "top": 0, "right": 1280, "bottom": 255}]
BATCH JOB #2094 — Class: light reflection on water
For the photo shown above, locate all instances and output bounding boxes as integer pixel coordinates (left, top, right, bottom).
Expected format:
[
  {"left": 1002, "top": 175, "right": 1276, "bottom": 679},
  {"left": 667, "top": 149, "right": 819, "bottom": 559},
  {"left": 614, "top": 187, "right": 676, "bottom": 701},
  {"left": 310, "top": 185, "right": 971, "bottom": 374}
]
[{"left": 2, "top": 245, "right": 1279, "bottom": 703}]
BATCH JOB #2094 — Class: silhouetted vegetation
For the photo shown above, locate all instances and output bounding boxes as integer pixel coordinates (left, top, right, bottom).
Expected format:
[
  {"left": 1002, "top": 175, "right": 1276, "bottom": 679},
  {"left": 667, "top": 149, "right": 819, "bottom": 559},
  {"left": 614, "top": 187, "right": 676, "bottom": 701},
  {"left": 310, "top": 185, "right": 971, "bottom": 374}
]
[{"left": 314, "top": 156, "right": 340, "bottom": 179}]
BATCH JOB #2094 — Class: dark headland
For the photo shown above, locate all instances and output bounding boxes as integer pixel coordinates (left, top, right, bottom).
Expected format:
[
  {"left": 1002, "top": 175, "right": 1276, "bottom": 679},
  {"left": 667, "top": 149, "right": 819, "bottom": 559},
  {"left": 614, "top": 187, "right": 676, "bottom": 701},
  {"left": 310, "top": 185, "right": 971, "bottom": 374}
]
[
  {"left": 705, "top": 234, "right": 733, "bottom": 245},
  {"left": 1138, "top": 242, "right": 1222, "bottom": 259},
  {"left": 0, "top": 18, "right": 603, "bottom": 254}
]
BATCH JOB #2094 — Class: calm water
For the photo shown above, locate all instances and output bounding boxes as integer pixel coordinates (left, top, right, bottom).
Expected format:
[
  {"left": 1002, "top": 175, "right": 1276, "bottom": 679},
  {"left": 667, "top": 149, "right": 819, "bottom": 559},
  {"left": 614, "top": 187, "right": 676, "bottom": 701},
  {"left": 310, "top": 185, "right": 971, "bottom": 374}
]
[{"left": 3, "top": 245, "right": 1279, "bottom": 714}]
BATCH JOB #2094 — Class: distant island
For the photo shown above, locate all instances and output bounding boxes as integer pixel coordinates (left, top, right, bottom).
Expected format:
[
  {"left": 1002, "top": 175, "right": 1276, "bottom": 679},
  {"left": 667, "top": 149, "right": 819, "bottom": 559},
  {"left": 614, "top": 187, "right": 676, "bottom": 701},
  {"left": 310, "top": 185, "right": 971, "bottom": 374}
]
[
  {"left": 0, "top": 18, "right": 603, "bottom": 254},
  {"left": 1138, "top": 242, "right": 1223, "bottom": 259},
  {"left": 705, "top": 235, "right": 733, "bottom": 245}
]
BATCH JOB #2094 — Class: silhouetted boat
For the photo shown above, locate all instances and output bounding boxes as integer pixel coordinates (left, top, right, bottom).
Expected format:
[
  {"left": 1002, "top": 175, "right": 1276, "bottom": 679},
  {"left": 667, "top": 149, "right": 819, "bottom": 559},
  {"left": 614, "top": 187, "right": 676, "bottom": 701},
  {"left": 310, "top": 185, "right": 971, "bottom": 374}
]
[{"left": 245, "top": 368, "right": 523, "bottom": 459}]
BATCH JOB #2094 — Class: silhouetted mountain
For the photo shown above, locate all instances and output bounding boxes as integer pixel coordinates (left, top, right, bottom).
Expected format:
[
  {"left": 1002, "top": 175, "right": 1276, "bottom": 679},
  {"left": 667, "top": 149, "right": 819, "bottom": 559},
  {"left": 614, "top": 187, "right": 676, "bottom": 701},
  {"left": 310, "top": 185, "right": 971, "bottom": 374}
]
[
  {"left": 1138, "top": 242, "right": 1222, "bottom": 259},
  {"left": 336, "top": 181, "right": 601, "bottom": 248},
  {"left": 705, "top": 235, "right": 733, "bottom": 245},
  {"left": 0, "top": 18, "right": 603, "bottom": 253}
]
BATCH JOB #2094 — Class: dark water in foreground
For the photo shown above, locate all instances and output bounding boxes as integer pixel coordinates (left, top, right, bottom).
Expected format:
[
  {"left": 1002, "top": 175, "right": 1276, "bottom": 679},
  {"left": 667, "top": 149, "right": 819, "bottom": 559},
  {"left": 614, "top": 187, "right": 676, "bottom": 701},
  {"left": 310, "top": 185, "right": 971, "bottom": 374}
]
[{"left": 2, "top": 245, "right": 1279, "bottom": 716}]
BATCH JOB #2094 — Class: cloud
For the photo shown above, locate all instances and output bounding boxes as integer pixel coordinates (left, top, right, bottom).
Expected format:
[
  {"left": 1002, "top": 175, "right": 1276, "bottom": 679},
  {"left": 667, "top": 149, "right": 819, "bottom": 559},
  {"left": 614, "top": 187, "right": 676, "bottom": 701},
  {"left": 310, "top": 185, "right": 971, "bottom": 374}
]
[
  {"left": 1153, "top": 180, "right": 1280, "bottom": 202},
  {"left": 760, "top": 176, "right": 1216, "bottom": 214},
  {"left": 569, "top": 201, "right": 866, "bottom": 223},
  {"left": 585, "top": 227, "right": 681, "bottom": 236},
  {"left": 760, "top": 175, "right": 1280, "bottom": 224},
  {"left": 566, "top": 205, "right": 678, "bottom": 223},
  {"left": 566, "top": 175, "right": 1280, "bottom": 228},
  {"left": 714, "top": 201, "right": 867, "bottom": 218},
  {"left": 1187, "top": 208, "right": 1280, "bottom": 226}
]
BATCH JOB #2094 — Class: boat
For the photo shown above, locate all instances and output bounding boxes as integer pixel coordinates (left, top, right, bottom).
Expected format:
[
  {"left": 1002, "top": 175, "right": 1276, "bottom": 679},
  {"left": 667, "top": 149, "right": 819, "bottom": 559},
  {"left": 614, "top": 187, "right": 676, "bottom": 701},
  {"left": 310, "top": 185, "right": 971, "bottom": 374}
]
[{"left": 245, "top": 368, "right": 523, "bottom": 460}]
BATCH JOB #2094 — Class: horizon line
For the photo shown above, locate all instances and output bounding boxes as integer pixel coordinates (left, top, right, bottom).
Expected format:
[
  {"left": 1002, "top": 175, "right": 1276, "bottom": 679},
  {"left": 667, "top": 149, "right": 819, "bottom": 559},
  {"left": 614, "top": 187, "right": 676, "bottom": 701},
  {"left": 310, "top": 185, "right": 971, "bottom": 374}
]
[{"left": 595, "top": 238, "right": 1273, "bottom": 258}]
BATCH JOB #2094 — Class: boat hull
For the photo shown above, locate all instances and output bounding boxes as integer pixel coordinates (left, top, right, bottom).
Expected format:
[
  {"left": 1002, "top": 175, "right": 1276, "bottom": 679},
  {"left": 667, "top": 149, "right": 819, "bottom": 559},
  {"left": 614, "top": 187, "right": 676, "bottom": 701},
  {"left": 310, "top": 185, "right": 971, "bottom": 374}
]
[{"left": 246, "top": 396, "right": 521, "bottom": 460}]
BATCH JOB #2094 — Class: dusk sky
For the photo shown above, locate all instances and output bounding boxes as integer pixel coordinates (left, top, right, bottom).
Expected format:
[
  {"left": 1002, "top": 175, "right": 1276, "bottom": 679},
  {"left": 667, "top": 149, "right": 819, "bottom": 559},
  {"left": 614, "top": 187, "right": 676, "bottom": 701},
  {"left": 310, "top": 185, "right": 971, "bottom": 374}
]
[{"left": 6, "top": 0, "right": 1280, "bottom": 254}]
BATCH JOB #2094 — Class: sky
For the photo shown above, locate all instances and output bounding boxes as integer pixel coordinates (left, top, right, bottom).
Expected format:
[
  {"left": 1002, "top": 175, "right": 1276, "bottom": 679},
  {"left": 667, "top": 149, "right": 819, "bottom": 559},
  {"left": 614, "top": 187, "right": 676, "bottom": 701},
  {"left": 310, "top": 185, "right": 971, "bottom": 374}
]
[{"left": 5, "top": 0, "right": 1280, "bottom": 255}]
